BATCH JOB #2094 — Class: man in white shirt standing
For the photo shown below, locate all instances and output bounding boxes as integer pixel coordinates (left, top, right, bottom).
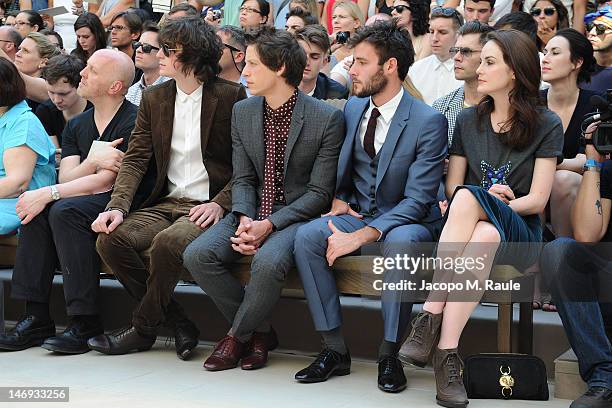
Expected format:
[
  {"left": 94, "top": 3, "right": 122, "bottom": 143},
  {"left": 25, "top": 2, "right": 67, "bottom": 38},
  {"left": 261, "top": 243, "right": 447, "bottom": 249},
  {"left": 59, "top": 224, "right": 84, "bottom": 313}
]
[
  {"left": 408, "top": 7, "right": 464, "bottom": 105},
  {"left": 88, "top": 17, "right": 247, "bottom": 359},
  {"left": 126, "top": 23, "right": 169, "bottom": 107}
]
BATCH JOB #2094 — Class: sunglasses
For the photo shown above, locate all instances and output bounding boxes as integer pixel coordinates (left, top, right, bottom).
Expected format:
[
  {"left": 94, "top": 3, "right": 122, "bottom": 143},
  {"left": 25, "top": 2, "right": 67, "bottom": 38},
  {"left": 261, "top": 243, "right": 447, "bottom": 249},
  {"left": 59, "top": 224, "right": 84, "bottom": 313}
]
[
  {"left": 224, "top": 43, "right": 242, "bottom": 53},
  {"left": 133, "top": 41, "right": 160, "bottom": 54},
  {"left": 392, "top": 5, "right": 411, "bottom": 13},
  {"left": 431, "top": 7, "right": 463, "bottom": 25},
  {"left": 160, "top": 43, "right": 182, "bottom": 57},
  {"left": 587, "top": 22, "right": 611, "bottom": 35},
  {"left": 530, "top": 7, "right": 556, "bottom": 16},
  {"left": 449, "top": 46, "right": 482, "bottom": 57}
]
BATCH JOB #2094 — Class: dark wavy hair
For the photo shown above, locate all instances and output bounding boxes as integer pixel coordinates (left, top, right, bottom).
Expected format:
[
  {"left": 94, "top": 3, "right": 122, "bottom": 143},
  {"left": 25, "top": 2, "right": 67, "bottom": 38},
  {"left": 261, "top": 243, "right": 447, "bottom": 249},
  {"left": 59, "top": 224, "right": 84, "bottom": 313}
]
[
  {"left": 552, "top": 28, "right": 596, "bottom": 84},
  {"left": 476, "top": 30, "right": 542, "bottom": 150},
  {"left": 72, "top": 13, "right": 107, "bottom": 63},
  {"left": 408, "top": 0, "right": 430, "bottom": 36},
  {"left": 18, "top": 10, "right": 44, "bottom": 31},
  {"left": 0, "top": 58, "right": 26, "bottom": 108},
  {"left": 42, "top": 54, "right": 84, "bottom": 88},
  {"left": 245, "top": 26, "right": 306, "bottom": 87},
  {"left": 348, "top": 19, "right": 415, "bottom": 81},
  {"left": 159, "top": 17, "right": 222, "bottom": 84}
]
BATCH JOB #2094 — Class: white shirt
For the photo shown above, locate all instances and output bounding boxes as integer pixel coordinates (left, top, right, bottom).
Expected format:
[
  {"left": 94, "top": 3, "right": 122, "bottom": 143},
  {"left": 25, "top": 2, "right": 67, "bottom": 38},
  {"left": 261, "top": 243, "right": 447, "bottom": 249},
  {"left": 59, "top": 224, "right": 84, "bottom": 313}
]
[
  {"left": 306, "top": 85, "right": 316, "bottom": 97},
  {"left": 408, "top": 55, "right": 463, "bottom": 105},
  {"left": 126, "top": 75, "right": 170, "bottom": 107},
  {"left": 52, "top": 0, "right": 77, "bottom": 52},
  {"left": 167, "top": 85, "right": 210, "bottom": 201},
  {"left": 358, "top": 87, "right": 404, "bottom": 155}
]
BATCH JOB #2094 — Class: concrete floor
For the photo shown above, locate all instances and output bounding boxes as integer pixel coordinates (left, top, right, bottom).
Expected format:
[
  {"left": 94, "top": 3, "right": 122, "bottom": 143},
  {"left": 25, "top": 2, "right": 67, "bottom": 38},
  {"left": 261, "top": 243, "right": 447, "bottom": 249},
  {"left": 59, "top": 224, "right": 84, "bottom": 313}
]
[{"left": 0, "top": 342, "right": 573, "bottom": 408}]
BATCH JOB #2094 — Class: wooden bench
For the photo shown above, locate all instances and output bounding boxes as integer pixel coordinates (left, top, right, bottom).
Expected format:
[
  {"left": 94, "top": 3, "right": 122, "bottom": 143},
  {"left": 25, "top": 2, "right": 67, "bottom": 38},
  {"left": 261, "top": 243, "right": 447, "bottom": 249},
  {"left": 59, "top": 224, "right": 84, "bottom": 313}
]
[{"left": 0, "top": 235, "right": 534, "bottom": 354}]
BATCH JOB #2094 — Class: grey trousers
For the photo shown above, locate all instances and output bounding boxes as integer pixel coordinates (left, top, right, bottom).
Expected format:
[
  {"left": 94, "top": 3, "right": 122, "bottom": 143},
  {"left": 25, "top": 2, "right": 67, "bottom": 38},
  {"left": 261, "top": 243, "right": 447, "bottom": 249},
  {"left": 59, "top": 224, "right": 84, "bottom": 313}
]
[{"left": 183, "top": 212, "right": 303, "bottom": 338}]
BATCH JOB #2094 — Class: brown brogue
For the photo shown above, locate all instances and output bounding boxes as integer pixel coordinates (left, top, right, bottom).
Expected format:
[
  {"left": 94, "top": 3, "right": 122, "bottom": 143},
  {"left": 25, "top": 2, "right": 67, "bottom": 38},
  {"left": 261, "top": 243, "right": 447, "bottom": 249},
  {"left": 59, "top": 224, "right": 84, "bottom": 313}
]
[
  {"left": 203, "top": 335, "right": 245, "bottom": 371},
  {"left": 241, "top": 328, "right": 279, "bottom": 370}
]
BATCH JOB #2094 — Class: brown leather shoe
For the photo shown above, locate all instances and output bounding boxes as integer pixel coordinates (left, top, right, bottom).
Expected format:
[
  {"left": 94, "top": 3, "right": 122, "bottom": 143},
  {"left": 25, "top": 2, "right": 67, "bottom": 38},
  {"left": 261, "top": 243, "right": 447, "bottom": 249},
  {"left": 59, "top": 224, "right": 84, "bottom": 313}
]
[
  {"left": 203, "top": 335, "right": 245, "bottom": 371},
  {"left": 398, "top": 310, "right": 443, "bottom": 367},
  {"left": 432, "top": 347, "right": 468, "bottom": 408},
  {"left": 241, "top": 328, "right": 279, "bottom": 370}
]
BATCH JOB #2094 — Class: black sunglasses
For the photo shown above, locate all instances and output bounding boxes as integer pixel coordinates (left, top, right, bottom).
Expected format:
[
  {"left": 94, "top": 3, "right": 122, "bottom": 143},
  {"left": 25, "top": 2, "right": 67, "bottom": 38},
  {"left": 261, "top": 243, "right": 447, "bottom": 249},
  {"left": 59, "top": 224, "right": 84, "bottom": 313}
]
[
  {"left": 392, "top": 5, "right": 411, "bottom": 13},
  {"left": 431, "top": 7, "right": 463, "bottom": 25},
  {"left": 133, "top": 41, "right": 160, "bottom": 54},
  {"left": 530, "top": 7, "right": 556, "bottom": 16},
  {"left": 224, "top": 43, "right": 242, "bottom": 53},
  {"left": 587, "top": 22, "right": 610, "bottom": 35},
  {"left": 160, "top": 42, "right": 181, "bottom": 57},
  {"left": 449, "top": 46, "right": 482, "bottom": 57}
]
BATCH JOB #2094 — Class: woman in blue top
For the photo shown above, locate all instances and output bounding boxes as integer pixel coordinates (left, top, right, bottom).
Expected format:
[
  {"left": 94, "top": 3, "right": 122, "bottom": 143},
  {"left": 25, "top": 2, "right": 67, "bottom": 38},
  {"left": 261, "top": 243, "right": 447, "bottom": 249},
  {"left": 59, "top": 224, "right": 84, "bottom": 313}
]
[
  {"left": 0, "top": 58, "right": 56, "bottom": 234},
  {"left": 397, "top": 30, "right": 563, "bottom": 408}
]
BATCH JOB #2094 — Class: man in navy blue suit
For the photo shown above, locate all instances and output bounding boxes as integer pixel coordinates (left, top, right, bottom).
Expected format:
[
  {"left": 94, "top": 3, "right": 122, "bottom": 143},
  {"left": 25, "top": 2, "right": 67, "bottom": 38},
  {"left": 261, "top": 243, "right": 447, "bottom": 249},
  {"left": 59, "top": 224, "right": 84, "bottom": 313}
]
[{"left": 293, "top": 20, "right": 448, "bottom": 393}]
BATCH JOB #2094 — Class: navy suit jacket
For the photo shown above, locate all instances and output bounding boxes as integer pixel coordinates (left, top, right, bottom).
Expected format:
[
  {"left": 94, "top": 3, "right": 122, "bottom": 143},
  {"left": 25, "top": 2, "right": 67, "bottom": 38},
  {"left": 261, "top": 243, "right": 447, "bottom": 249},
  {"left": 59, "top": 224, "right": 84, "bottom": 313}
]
[{"left": 336, "top": 89, "right": 448, "bottom": 239}]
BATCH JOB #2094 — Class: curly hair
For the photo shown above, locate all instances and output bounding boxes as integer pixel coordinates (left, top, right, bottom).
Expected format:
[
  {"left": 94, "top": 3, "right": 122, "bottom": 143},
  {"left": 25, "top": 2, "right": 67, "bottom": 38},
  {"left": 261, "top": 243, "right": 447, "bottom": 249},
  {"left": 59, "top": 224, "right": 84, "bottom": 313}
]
[
  {"left": 42, "top": 54, "right": 84, "bottom": 88},
  {"left": 159, "top": 17, "right": 222, "bottom": 84},
  {"left": 408, "top": 0, "right": 430, "bottom": 36}
]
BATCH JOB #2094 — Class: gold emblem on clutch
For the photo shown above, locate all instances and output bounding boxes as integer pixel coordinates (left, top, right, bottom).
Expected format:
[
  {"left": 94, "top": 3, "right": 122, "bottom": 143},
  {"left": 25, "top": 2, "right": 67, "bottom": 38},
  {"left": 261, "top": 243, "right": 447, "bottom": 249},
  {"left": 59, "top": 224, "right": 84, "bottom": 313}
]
[{"left": 499, "top": 365, "right": 514, "bottom": 398}]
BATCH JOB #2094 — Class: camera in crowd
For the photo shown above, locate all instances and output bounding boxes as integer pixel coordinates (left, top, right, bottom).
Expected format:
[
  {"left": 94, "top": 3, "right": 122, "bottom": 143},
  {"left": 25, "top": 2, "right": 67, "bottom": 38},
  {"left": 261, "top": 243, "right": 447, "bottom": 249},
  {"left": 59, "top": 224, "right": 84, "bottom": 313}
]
[
  {"left": 212, "top": 9, "right": 223, "bottom": 21},
  {"left": 335, "top": 31, "right": 351, "bottom": 45},
  {"left": 584, "top": 89, "right": 612, "bottom": 154}
]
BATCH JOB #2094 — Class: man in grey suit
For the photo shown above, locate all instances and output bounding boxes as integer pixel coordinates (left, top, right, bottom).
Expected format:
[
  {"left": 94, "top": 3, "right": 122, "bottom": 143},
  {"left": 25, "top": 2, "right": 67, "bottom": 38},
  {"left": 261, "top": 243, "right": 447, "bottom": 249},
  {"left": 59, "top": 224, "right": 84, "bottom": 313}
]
[
  {"left": 183, "top": 28, "right": 345, "bottom": 372},
  {"left": 293, "top": 21, "right": 448, "bottom": 392}
]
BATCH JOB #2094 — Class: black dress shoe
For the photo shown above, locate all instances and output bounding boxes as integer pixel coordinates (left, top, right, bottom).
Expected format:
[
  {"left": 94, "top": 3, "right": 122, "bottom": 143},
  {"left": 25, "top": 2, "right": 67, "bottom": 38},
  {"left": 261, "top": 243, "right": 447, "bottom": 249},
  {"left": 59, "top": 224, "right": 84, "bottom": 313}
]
[
  {"left": 88, "top": 326, "right": 156, "bottom": 355},
  {"left": 295, "top": 349, "right": 351, "bottom": 383},
  {"left": 42, "top": 318, "right": 104, "bottom": 354},
  {"left": 0, "top": 315, "right": 55, "bottom": 351},
  {"left": 174, "top": 319, "right": 200, "bottom": 361},
  {"left": 571, "top": 387, "right": 612, "bottom": 408},
  {"left": 378, "top": 355, "right": 407, "bottom": 393}
]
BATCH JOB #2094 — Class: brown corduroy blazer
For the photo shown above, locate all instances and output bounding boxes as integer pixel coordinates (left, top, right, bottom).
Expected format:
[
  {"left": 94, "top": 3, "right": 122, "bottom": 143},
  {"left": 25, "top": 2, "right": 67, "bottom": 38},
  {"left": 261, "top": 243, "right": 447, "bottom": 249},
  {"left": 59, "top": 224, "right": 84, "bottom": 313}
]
[{"left": 106, "top": 78, "right": 247, "bottom": 214}]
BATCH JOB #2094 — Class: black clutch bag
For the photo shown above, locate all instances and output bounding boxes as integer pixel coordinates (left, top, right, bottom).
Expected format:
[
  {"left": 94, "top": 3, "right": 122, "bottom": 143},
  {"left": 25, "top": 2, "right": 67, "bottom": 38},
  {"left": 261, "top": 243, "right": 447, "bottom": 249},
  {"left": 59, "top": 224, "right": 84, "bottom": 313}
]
[{"left": 463, "top": 353, "right": 549, "bottom": 400}]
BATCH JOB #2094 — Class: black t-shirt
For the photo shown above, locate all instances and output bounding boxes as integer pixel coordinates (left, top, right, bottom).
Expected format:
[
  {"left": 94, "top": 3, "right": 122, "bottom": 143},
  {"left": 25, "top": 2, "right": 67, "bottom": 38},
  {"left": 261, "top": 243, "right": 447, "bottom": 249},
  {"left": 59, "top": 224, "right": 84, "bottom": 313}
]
[
  {"left": 600, "top": 160, "right": 612, "bottom": 242},
  {"left": 61, "top": 99, "right": 136, "bottom": 161},
  {"left": 450, "top": 107, "right": 564, "bottom": 198},
  {"left": 541, "top": 88, "right": 601, "bottom": 159},
  {"left": 35, "top": 99, "right": 94, "bottom": 146}
]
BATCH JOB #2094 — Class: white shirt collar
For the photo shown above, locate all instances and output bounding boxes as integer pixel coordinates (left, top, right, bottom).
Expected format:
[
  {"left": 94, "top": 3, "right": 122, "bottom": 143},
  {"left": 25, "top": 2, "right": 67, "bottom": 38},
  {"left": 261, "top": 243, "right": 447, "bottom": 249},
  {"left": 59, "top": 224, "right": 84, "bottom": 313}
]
[
  {"left": 435, "top": 56, "right": 455, "bottom": 72},
  {"left": 176, "top": 84, "right": 203, "bottom": 104},
  {"left": 368, "top": 87, "right": 404, "bottom": 124},
  {"left": 306, "top": 85, "right": 316, "bottom": 97}
]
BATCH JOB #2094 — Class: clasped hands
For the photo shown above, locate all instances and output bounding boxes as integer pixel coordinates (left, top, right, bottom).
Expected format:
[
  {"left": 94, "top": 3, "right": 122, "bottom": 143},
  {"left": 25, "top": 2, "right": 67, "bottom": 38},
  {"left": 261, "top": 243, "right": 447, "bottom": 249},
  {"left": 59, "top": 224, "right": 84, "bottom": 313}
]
[{"left": 230, "top": 216, "right": 274, "bottom": 255}]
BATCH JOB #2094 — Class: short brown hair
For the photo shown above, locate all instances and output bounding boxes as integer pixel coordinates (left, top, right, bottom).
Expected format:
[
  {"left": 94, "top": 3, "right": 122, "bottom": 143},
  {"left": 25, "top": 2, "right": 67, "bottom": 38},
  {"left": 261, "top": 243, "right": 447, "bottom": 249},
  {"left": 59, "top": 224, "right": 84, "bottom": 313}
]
[
  {"left": 0, "top": 58, "right": 26, "bottom": 108},
  {"left": 294, "top": 24, "right": 330, "bottom": 54}
]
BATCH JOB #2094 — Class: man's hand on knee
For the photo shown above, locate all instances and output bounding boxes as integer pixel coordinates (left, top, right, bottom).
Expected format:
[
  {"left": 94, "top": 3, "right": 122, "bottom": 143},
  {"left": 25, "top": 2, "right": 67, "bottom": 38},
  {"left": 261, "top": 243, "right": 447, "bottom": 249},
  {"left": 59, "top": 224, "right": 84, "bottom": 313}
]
[{"left": 91, "top": 210, "right": 124, "bottom": 234}]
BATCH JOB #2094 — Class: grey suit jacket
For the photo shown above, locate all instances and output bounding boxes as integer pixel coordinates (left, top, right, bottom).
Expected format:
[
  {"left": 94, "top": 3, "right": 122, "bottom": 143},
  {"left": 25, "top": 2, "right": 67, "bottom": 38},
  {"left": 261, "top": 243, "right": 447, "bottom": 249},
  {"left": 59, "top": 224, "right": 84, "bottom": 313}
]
[
  {"left": 336, "top": 90, "right": 448, "bottom": 239},
  {"left": 231, "top": 91, "right": 345, "bottom": 230}
]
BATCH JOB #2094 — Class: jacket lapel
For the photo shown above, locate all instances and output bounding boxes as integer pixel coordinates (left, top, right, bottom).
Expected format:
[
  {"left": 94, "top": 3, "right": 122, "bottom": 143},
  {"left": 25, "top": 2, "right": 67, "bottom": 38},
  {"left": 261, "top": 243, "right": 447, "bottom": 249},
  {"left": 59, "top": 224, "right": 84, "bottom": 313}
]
[
  {"left": 376, "top": 90, "right": 412, "bottom": 189},
  {"left": 199, "top": 84, "right": 218, "bottom": 159},
  {"left": 283, "top": 92, "right": 305, "bottom": 173},
  {"left": 336, "top": 97, "right": 369, "bottom": 190},
  {"left": 250, "top": 97, "right": 265, "bottom": 176},
  {"left": 158, "top": 83, "right": 177, "bottom": 178}
]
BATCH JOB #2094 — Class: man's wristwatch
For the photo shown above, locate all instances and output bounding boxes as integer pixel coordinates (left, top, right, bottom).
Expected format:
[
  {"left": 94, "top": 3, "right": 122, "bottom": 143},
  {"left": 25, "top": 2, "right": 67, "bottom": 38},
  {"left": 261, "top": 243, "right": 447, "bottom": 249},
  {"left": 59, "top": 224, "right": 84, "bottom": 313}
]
[
  {"left": 106, "top": 207, "right": 127, "bottom": 217},
  {"left": 583, "top": 159, "right": 602, "bottom": 173},
  {"left": 49, "top": 185, "right": 60, "bottom": 201}
]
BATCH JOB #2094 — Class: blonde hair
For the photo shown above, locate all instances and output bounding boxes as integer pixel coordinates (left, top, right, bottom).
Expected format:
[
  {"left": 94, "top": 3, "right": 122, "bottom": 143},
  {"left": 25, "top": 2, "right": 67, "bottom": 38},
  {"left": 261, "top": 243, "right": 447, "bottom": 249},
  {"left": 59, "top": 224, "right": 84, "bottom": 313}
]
[
  {"left": 333, "top": 1, "right": 364, "bottom": 27},
  {"left": 402, "top": 76, "right": 424, "bottom": 101},
  {"left": 26, "top": 32, "right": 61, "bottom": 60},
  {"left": 290, "top": 0, "right": 319, "bottom": 21}
]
